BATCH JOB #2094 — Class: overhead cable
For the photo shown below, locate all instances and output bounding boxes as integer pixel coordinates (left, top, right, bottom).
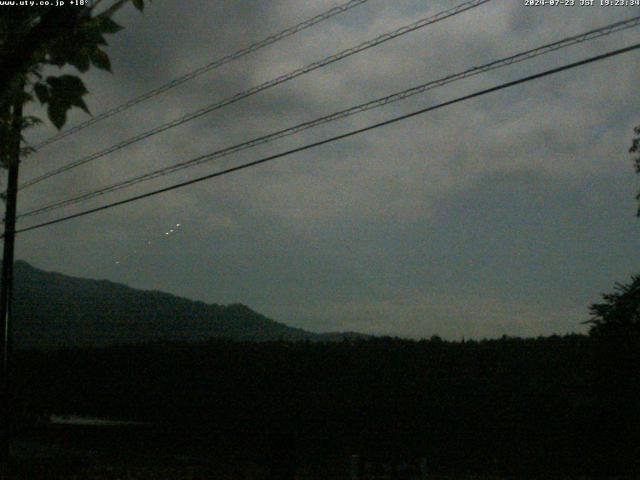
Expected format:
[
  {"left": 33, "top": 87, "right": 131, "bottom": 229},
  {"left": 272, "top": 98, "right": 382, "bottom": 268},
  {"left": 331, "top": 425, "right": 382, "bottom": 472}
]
[
  {"left": 31, "top": 0, "right": 373, "bottom": 150},
  {"left": 18, "top": 14, "right": 640, "bottom": 219},
  {"left": 20, "top": 0, "right": 492, "bottom": 190},
  {"left": 13, "top": 42, "right": 640, "bottom": 235}
]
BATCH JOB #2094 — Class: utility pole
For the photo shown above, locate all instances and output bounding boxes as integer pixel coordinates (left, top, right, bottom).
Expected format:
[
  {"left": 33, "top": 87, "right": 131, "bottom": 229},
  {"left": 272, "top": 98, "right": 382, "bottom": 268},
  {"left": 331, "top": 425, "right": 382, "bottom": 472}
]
[{"left": 0, "top": 84, "right": 23, "bottom": 478}]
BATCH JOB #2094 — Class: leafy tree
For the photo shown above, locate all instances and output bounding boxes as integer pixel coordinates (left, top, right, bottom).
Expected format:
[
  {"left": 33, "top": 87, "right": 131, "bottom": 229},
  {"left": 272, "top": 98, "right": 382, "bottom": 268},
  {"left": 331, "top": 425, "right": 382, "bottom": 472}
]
[
  {"left": 570, "top": 123, "right": 640, "bottom": 475},
  {"left": 0, "top": 0, "right": 150, "bottom": 168},
  {"left": 0, "top": 2, "right": 150, "bottom": 469},
  {"left": 587, "top": 125, "right": 640, "bottom": 348},
  {"left": 586, "top": 274, "right": 640, "bottom": 378},
  {"left": 587, "top": 274, "right": 640, "bottom": 339},
  {"left": 585, "top": 274, "right": 640, "bottom": 399},
  {"left": 585, "top": 275, "right": 640, "bottom": 474}
]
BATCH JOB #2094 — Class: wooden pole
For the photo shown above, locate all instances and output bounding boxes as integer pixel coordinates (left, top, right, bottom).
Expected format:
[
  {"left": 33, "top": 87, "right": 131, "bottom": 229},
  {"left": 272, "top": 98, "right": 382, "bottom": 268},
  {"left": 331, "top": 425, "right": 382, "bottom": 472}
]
[{"left": 0, "top": 84, "right": 23, "bottom": 479}]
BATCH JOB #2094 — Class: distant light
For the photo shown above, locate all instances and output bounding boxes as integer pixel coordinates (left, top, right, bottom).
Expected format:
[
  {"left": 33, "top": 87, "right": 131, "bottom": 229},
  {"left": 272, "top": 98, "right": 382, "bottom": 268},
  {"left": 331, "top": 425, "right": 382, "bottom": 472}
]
[{"left": 176, "top": 224, "right": 180, "bottom": 227}]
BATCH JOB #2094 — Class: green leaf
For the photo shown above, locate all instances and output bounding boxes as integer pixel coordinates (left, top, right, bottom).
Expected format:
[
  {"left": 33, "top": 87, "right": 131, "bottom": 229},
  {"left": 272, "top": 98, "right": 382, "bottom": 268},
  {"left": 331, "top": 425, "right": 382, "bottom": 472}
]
[
  {"left": 34, "top": 83, "right": 50, "bottom": 104},
  {"left": 99, "top": 17, "right": 124, "bottom": 34},
  {"left": 49, "top": 75, "right": 88, "bottom": 95},
  {"left": 47, "top": 50, "right": 67, "bottom": 67},
  {"left": 83, "top": 25, "right": 108, "bottom": 46},
  {"left": 44, "top": 75, "right": 91, "bottom": 126},
  {"left": 89, "top": 48, "right": 111, "bottom": 72},
  {"left": 48, "top": 100, "right": 67, "bottom": 130},
  {"left": 132, "top": 0, "right": 144, "bottom": 11},
  {"left": 69, "top": 95, "right": 90, "bottom": 115},
  {"left": 68, "top": 50, "right": 91, "bottom": 73}
]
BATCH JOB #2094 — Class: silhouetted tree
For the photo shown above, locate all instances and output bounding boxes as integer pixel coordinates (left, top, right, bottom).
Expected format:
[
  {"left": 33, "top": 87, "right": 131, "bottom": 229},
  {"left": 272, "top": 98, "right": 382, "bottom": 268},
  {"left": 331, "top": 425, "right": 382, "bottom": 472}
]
[
  {"left": 585, "top": 275, "right": 640, "bottom": 474},
  {"left": 0, "top": 0, "right": 150, "bottom": 130},
  {"left": 1, "top": 5, "right": 150, "bottom": 473},
  {"left": 587, "top": 274, "right": 640, "bottom": 340}
]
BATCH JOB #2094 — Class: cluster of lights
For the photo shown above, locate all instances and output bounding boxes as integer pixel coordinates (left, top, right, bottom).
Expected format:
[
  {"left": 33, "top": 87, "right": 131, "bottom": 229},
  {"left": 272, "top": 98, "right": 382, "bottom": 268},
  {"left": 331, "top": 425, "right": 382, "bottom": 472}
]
[
  {"left": 165, "top": 223, "right": 181, "bottom": 235},
  {"left": 114, "top": 223, "right": 182, "bottom": 265}
]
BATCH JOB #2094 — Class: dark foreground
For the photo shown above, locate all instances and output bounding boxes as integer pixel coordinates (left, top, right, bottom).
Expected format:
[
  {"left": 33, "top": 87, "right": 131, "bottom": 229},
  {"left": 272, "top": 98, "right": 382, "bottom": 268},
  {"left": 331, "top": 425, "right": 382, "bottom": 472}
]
[
  {"left": 7, "top": 335, "right": 640, "bottom": 478},
  {"left": 7, "top": 429, "right": 640, "bottom": 480}
]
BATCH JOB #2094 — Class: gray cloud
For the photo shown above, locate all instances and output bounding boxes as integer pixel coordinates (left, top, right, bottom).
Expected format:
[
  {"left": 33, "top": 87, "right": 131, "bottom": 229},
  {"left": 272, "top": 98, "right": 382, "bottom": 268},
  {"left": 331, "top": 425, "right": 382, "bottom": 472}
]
[{"left": 14, "top": 0, "right": 640, "bottom": 339}]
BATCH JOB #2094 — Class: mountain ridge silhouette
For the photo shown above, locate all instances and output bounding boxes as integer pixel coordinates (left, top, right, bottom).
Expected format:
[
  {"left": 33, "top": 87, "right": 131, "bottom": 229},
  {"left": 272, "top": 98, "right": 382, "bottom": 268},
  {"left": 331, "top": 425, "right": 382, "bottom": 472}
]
[{"left": 9, "top": 260, "right": 369, "bottom": 348}]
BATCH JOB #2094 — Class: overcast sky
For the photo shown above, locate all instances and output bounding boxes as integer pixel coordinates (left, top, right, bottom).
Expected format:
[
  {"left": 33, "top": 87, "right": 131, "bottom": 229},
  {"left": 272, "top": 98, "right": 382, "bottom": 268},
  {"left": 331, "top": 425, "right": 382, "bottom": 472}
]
[{"left": 13, "top": 0, "right": 640, "bottom": 339}]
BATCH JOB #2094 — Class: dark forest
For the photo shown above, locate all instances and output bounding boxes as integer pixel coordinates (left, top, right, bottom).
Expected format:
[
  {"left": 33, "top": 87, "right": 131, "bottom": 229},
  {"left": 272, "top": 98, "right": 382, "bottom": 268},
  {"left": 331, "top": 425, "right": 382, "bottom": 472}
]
[{"left": 10, "top": 332, "right": 639, "bottom": 476}]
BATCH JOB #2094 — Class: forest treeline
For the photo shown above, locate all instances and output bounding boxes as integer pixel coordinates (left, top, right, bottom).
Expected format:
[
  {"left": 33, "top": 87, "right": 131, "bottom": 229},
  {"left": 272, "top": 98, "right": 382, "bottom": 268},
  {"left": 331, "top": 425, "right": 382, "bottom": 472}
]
[{"left": 9, "top": 333, "right": 639, "bottom": 476}]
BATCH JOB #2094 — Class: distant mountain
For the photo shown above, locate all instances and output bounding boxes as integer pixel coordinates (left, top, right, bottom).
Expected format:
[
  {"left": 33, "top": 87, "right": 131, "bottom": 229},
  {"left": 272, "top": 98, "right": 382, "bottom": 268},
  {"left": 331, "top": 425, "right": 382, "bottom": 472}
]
[{"left": 10, "top": 261, "right": 368, "bottom": 348}]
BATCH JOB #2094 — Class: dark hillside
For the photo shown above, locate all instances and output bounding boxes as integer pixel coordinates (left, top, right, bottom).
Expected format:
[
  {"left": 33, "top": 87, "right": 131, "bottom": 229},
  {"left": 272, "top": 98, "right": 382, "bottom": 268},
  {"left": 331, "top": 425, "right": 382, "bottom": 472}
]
[{"left": 10, "top": 261, "right": 356, "bottom": 347}]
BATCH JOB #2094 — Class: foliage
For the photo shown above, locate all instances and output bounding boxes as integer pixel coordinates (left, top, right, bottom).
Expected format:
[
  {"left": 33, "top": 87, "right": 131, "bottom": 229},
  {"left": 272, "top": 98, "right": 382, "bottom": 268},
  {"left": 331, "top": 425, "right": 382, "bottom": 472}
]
[
  {"left": 0, "top": 0, "right": 150, "bottom": 167},
  {"left": 587, "top": 274, "right": 640, "bottom": 339},
  {"left": 584, "top": 275, "right": 640, "bottom": 474}
]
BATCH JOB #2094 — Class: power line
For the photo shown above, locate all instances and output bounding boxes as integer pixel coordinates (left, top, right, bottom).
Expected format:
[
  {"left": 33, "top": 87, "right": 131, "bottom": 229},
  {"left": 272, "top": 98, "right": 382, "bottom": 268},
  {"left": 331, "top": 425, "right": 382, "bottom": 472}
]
[
  {"left": 19, "top": 0, "right": 491, "bottom": 190},
  {"left": 30, "top": 0, "right": 373, "bottom": 150},
  {"left": 13, "top": 42, "right": 640, "bottom": 236},
  {"left": 18, "top": 15, "right": 640, "bottom": 219}
]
